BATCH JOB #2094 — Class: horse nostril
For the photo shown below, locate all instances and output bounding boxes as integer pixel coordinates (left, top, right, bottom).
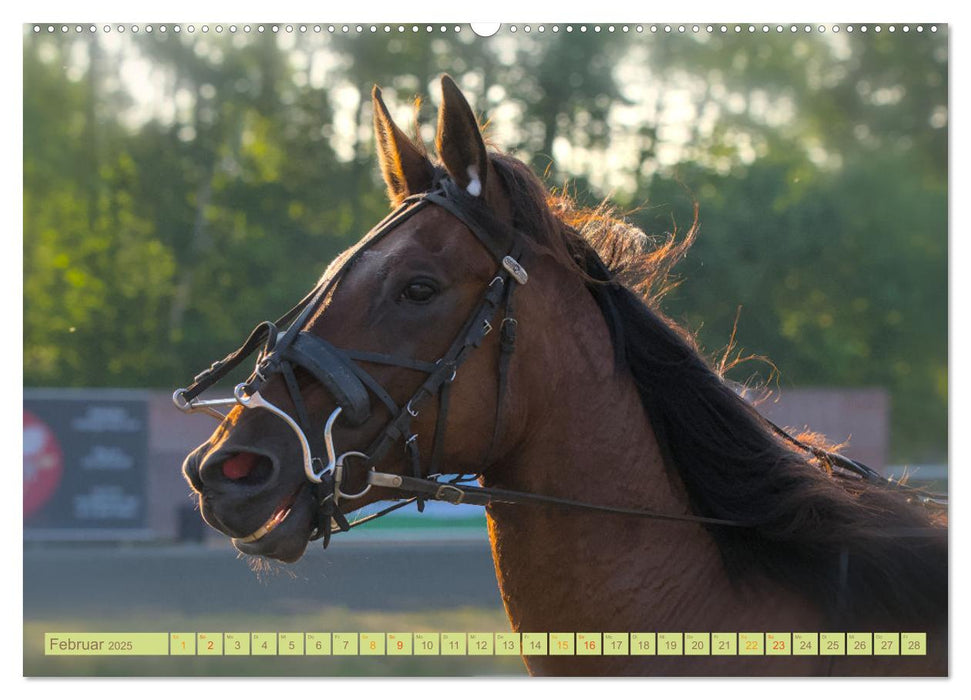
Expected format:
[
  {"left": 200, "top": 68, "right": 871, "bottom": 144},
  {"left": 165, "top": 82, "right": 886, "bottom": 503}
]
[
  {"left": 223, "top": 452, "right": 260, "bottom": 480},
  {"left": 203, "top": 452, "right": 276, "bottom": 488}
]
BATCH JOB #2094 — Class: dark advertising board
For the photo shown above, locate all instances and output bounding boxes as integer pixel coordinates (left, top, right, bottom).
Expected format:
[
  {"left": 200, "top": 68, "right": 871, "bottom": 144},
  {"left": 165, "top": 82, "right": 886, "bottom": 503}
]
[{"left": 24, "top": 389, "right": 151, "bottom": 539}]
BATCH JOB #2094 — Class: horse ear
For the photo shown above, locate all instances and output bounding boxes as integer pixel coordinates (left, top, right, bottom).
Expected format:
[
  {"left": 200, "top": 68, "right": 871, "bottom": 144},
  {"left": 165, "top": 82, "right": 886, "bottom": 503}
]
[
  {"left": 435, "top": 75, "right": 489, "bottom": 197},
  {"left": 372, "top": 85, "right": 435, "bottom": 206}
]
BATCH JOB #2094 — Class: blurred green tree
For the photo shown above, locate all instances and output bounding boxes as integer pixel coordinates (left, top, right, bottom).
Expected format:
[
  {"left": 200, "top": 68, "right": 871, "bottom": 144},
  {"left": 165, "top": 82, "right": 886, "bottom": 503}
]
[{"left": 22, "top": 27, "right": 946, "bottom": 462}]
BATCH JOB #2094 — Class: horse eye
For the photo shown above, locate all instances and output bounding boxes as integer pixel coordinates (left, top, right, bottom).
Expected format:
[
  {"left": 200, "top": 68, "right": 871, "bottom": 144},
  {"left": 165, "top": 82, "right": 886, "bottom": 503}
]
[{"left": 400, "top": 280, "right": 438, "bottom": 303}]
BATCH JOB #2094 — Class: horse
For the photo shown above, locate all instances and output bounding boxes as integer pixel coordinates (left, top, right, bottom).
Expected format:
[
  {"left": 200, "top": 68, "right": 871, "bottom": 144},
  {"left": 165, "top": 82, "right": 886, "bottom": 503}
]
[{"left": 178, "top": 75, "right": 947, "bottom": 676}]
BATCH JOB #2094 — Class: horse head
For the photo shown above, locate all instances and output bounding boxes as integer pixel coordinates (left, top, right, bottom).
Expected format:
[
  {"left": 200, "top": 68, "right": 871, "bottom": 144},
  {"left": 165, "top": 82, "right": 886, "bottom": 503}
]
[{"left": 180, "top": 76, "right": 561, "bottom": 562}]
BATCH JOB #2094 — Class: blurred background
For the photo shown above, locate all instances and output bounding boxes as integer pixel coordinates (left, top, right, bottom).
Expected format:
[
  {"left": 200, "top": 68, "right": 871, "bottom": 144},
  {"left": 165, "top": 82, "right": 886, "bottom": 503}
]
[{"left": 23, "top": 24, "right": 947, "bottom": 675}]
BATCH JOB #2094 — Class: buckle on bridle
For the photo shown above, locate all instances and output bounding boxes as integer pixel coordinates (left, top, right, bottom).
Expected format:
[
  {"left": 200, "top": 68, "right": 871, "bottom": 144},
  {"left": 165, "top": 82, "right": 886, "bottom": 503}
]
[
  {"left": 502, "top": 256, "right": 528, "bottom": 285},
  {"left": 435, "top": 483, "right": 465, "bottom": 505}
]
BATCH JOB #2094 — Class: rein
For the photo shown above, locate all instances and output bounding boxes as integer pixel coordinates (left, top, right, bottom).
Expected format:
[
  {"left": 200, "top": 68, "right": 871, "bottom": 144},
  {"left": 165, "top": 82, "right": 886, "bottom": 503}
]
[{"left": 175, "top": 174, "right": 945, "bottom": 549}]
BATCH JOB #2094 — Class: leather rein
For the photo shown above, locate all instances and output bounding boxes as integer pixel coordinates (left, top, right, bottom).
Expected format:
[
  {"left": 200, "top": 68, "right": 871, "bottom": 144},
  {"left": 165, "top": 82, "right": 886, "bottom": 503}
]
[{"left": 174, "top": 175, "right": 944, "bottom": 549}]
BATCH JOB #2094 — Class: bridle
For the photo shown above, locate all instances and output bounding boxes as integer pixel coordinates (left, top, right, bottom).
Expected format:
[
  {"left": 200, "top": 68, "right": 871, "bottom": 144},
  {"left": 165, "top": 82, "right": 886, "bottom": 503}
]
[
  {"left": 175, "top": 173, "right": 945, "bottom": 550},
  {"left": 175, "top": 174, "right": 531, "bottom": 547}
]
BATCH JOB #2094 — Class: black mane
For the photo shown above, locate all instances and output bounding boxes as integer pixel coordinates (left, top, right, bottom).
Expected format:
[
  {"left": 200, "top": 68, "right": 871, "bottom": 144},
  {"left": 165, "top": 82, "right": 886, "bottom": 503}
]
[{"left": 487, "top": 153, "right": 947, "bottom": 628}]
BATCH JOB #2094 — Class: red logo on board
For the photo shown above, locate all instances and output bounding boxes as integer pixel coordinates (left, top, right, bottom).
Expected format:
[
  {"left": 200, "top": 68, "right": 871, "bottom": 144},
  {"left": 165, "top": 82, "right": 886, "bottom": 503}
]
[{"left": 23, "top": 410, "right": 63, "bottom": 518}]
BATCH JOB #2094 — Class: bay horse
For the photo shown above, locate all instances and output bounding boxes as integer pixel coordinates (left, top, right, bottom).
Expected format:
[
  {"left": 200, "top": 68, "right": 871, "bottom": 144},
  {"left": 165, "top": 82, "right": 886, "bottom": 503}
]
[{"left": 178, "top": 76, "right": 947, "bottom": 676}]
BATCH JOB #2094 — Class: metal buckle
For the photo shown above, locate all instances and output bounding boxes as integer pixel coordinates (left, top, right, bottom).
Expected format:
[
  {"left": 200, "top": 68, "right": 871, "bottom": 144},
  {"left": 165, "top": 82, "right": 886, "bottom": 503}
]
[
  {"left": 435, "top": 484, "right": 465, "bottom": 505},
  {"left": 435, "top": 359, "right": 458, "bottom": 383},
  {"left": 172, "top": 388, "right": 236, "bottom": 421},
  {"left": 334, "top": 452, "right": 372, "bottom": 503},
  {"left": 502, "top": 256, "right": 528, "bottom": 285}
]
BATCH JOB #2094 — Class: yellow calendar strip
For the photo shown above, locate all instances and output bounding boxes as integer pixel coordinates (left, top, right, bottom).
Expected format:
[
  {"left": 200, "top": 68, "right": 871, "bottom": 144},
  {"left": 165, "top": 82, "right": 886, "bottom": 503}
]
[
  {"left": 387, "top": 632, "right": 412, "bottom": 655},
  {"left": 739, "top": 632, "right": 764, "bottom": 655},
  {"left": 306, "top": 633, "right": 331, "bottom": 655},
  {"left": 603, "top": 632, "right": 629, "bottom": 655},
  {"left": 712, "top": 633, "right": 737, "bottom": 655},
  {"left": 413, "top": 632, "right": 439, "bottom": 655},
  {"left": 45, "top": 633, "right": 169, "bottom": 656},
  {"left": 658, "top": 632, "right": 683, "bottom": 656},
  {"left": 766, "top": 632, "right": 791, "bottom": 656},
  {"left": 224, "top": 632, "right": 249, "bottom": 655},
  {"left": 794, "top": 632, "right": 818, "bottom": 655},
  {"left": 630, "top": 632, "right": 656, "bottom": 655},
  {"left": 495, "top": 632, "right": 521, "bottom": 655},
  {"left": 441, "top": 632, "right": 467, "bottom": 655},
  {"left": 685, "top": 632, "right": 710, "bottom": 656},
  {"left": 848, "top": 632, "right": 872, "bottom": 656},
  {"left": 43, "top": 631, "right": 929, "bottom": 656},
  {"left": 170, "top": 632, "right": 195, "bottom": 656},
  {"left": 197, "top": 632, "right": 222, "bottom": 656},
  {"left": 279, "top": 633, "right": 303, "bottom": 656},
  {"left": 577, "top": 632, "right": 602, "bottom": 656},
  {"left": 251, "top": 632, "right": 277, "bottom": 656},
  {"left": 522, "top": 632, "right": 547, "bottom": 655},
  {"left": 332, "top": 633, "right": 358, "bottom": 655},
  {"left": 902, "top": 632, "right": 927, "bottom": 655},
  {"left": 468, "top": 632, "right": 493, "bottom": 656},
  {"left": 550, "top": 632, "right": 574, "bottom": 655}
]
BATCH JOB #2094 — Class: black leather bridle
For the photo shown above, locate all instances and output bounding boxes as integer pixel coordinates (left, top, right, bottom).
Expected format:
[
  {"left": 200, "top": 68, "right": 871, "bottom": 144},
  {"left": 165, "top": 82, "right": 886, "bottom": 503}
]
[
  {"left": 175, "top": 173, "right": 945, "bottom": 550},
  {"left": 175, "top": 174, "right": 531, "bottom": 547}
]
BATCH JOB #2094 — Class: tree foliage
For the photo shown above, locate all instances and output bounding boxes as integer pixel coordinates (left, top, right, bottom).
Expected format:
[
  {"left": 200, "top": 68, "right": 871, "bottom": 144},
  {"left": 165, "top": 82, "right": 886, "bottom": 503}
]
[{"left": 22, "top": 28, "right": 947, "bottom": 461}]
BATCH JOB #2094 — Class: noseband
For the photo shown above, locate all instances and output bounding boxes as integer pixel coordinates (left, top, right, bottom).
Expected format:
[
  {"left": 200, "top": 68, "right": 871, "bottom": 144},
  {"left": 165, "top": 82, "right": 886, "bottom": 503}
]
[
  {"left": 175, "top": 175, "right": 529, "bottom": 546},
  {"left": 176, "top": 174, "right": 945, "bottom": 549}
]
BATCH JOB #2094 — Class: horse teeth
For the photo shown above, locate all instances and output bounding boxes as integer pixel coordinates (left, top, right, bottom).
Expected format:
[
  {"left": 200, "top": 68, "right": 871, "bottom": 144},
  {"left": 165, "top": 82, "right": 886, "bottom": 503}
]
[{"left": 236, "top": 493, "right": 297, "bottom": 543}]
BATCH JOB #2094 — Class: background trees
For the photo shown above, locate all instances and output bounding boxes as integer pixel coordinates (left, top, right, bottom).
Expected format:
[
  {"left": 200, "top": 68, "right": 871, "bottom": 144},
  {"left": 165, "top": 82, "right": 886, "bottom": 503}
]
[{"left": 23, "top": 26, "right": 947, "bottom": 461}]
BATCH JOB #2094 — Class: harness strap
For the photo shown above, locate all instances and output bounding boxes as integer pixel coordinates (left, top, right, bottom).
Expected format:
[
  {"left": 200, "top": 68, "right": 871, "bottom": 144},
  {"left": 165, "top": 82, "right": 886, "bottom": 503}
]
[
  {"left": 343, "top": 350, "right": 440, "bottom": 374},
  {"left": 360, "top": 275, "right": 509, "bottom": 468},
  {"left": 280, "top": 362, "right": 312, "bottom": 432},
  {"left": 181, "top": 320, "right": 278, "bottom": 402},
  {"left": 479, "top": 268, "right": 518, "bottom": 472},
  {"left": 341, "top": 357, "right": 401, "bottom": 416},
  {"left": 428, "top": 374, "right": 452, "bottom": 476},
  {"left": 424, "top": 190, "right": 512, "bottom": 264},
  {"left": 364, "top": 471, "right": 946, "bottom": 536},
  {"left": 406, "top": 435, "right": 424, "bottom": 512},
  {"left": 278, "top": 333, "right": 371, "bottom": 426},
  {"left": 367, "top": 472, "right": 748, "bottom": 526}
]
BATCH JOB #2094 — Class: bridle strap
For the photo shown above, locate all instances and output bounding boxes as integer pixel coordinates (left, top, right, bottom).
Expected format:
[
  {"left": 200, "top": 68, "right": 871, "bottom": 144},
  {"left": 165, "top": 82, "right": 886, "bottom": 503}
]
[
  {"left": 479, "top": 269, "right": 518, "bottom": 471},
  {"left": 357, "top": 272, "right": 511, "bottom": 471},
  {"left": 365, "top": 471, "right": 945, "bottom": 536},
  {"left": 367, "top": 472, "right": 748, "bottom": 527},
  {"left": 424, "top": 189, "right": 513, "bottom": 263}
]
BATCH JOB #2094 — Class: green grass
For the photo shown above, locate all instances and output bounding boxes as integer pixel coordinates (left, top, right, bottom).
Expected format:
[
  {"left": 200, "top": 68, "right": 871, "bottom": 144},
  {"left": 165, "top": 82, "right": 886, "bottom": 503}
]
[
  {"left": 352, "top": 515, "right": 486, "bottom": 531},
  {"left": 24, "top": 606, "right": 527, "bottom": 677}
]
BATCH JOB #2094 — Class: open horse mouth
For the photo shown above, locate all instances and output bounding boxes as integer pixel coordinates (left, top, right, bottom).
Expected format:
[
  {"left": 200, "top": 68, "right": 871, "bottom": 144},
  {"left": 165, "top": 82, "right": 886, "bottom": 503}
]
[
  {"left": 234, "top": 484, "right": 302, "bottom": 544},
  {"left": 230, "top": 483, "right": 316, "bottom": 562},
  {"left": 192, "top": 448, "right": 318, "bottom": 562}
]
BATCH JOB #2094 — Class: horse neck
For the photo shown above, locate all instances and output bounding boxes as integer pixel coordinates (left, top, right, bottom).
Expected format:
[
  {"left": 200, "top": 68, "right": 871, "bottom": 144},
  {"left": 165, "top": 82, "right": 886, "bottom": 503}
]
[{"left": 480, "top": 264, "right": 819, "bottom": 640}]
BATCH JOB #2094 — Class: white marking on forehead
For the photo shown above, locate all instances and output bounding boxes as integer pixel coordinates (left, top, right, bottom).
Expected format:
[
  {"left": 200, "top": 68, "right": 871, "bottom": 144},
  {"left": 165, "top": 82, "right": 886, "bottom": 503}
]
[{"left": 466, "top": 165, "right": 482, "bottom": 197}]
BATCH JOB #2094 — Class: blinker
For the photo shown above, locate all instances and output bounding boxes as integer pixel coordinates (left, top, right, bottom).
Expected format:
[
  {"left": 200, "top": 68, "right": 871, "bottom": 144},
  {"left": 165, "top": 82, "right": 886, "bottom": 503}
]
[{"left": 275, "top": 332, "right": 372, "bottom": 426}]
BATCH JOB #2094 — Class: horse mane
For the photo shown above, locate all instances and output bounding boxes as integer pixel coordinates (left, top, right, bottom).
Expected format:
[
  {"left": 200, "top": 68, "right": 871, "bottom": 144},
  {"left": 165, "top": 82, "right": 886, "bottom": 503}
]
[{"left": 486, "top": 152, "right": 947, "bottom": 628}]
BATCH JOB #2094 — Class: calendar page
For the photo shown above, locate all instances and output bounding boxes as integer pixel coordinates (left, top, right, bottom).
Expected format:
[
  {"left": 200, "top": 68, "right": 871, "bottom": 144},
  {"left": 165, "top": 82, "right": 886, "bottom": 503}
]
[{"left": 21, "top": 16, "right": 949, "bottom": 682}]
